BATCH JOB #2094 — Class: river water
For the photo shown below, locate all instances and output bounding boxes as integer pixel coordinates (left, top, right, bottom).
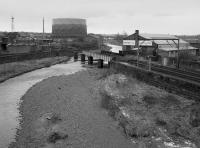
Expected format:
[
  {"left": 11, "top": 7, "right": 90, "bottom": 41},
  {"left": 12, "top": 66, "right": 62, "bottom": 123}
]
[
  {"left": 0, "top": 60, "right": 85, "bottom": 148},
  {"left": 106, "top": 43, "right": 122, "bottom": 53}
]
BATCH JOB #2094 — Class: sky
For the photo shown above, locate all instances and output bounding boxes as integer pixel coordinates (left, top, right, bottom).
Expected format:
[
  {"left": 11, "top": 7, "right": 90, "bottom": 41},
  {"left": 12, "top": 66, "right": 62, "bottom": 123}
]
[{"left": 0, "top": 0, "right": 200, "bottom": 35}]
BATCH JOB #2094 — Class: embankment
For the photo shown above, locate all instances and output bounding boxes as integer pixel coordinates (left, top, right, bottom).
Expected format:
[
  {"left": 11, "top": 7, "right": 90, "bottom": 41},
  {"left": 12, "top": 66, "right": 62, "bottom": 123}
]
[
  {"left": 110, "top": 61, "right": 200, "bottom": 101},
  {"left": 0, "top": 56, "right": 70, "bottom": 83},
  {"left": 99, "top": 72, "right": 199, "bottom": 148},
  {"left": 9, "top": 69, "right": 135, "bottom": 148}
]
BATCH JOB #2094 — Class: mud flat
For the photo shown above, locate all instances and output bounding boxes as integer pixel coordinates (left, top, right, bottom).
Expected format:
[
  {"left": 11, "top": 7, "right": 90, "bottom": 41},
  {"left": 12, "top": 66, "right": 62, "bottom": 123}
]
[{"left": 9, "top": 69, "right": 135, "bottom": 148}]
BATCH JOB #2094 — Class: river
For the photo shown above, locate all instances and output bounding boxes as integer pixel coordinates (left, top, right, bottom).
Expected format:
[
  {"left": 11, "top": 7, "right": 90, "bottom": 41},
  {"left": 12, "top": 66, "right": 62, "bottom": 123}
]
[
  {"left": 106, "top": 43, "right": 122, "bottom": 53},
  {"left": 0, "top": 60, "right": 85, "bottom": 148}
]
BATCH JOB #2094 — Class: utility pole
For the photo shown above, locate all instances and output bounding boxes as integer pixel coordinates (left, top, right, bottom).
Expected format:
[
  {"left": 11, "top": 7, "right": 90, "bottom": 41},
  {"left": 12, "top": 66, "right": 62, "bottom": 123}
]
[
  {"left": 135, "top": 30, "right": 139, "bottom": 67},
  {"left": 43, "top": 17, "right": 45, "bottom": 39},
  {"left": 11, "top": 16, "right": 14, "bottom": 32},
  {"left": 177, "top": 39, "right": 180, "bottom": 68}
]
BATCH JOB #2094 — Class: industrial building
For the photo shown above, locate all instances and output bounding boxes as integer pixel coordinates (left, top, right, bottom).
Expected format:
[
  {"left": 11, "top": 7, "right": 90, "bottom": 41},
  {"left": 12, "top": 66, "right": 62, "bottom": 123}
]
[
  {"left": 52, "top": 18, "right": 87, "bottom": 39},
  {"left": 123, "top": 31, "right": 198, "bottom": 65},
  {"left": 181, "top": 39, "right": 200, "bottom": 55}
]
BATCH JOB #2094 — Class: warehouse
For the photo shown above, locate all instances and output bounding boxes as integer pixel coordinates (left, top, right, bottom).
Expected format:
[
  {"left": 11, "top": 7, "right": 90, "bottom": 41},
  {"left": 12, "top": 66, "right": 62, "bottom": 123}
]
[{"left": 123, "top": 31, "right": 198, "bottom": 65}]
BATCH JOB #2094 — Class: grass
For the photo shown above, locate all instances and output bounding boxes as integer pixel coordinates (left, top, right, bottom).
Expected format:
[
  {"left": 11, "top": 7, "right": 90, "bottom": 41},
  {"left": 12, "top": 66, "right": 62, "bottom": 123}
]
[
  {"left": 100, "top": 92, "right": 120, "bottom": 117},
  {"left": 98, "top": 72, "right": 200, "bottom": 147},
  {"left": 96, "top": 69, "right": 118, "bottom": 80}
]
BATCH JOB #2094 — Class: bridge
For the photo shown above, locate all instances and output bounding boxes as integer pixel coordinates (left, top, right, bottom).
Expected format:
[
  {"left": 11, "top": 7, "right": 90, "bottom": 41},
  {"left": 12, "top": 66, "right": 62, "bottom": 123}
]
[{"left": 74, "top": 50, "right": 200, "bottom": 100}]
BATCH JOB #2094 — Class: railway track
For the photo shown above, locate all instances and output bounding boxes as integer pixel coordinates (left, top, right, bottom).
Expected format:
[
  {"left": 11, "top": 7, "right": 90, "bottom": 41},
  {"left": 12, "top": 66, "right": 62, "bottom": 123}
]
[
  {"left": 113, "top": 61, "right": 200, "bottom": 101},
  {"left": 152, "top": 63, "right": 200, "bottom": 78},
  {"left": 144, "top": 77, "right": 200, "bottom": 100},
  {"left": 128, "top": 60, "right": 200, "bottom": 86}
]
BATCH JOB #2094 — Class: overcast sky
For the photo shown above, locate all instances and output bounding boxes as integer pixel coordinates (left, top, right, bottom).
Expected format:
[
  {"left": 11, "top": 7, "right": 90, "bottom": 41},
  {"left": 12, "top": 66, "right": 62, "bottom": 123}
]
[{"left": 0, "top": 0, "right": 200, "bottom": 35}]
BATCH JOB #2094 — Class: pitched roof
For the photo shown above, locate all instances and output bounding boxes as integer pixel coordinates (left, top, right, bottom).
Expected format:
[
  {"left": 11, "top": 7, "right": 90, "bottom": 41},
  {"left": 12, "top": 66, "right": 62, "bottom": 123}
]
[
  {"left": 125, "top": 33, "right": 178, "bottom": 40},
  {"left": 153, "top": 39, "right": 188, "bottom": 45},
  {"left": 140, "top": 33, "right": 178, "bottom": 40},
  {"left": 158, "top": 44, "right": 197, "bottom": 51},
  {"left": 155, "top": 39, "right": 198, "bottom": 51}
]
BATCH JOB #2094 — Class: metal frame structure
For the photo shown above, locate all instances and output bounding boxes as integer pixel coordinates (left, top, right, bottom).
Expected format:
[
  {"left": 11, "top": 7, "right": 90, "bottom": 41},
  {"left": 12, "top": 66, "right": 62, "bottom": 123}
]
[{"left": 133, "top": 30, "right": 180, "bottom": 68}]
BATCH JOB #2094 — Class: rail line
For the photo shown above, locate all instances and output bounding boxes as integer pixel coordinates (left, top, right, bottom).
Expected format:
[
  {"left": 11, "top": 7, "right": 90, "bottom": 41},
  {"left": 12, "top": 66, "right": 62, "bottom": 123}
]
[
  {"left": 152, "top": 64, "right": 200, "bottom": 78},
  {"left": 146, "top": 78, "right": 200, "bottom": 101},
  {"left": 127, "top": 60, "right": 200, "bottom": 86},
  {"left": 112, "top": 61, "right": 200, "bottom": 101}
]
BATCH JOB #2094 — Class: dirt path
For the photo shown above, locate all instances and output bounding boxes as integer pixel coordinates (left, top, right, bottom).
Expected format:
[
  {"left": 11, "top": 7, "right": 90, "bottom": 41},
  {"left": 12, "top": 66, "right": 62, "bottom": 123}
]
[{"left": 10, "top": 69, "right": 135, "bottom": 148}]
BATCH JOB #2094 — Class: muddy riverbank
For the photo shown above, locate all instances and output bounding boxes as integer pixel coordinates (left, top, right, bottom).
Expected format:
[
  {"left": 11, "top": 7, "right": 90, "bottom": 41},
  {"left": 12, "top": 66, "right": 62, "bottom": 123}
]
[
  {"left": 9, "top": 69, "right": 135, "bottom": 148},
  {"left": 0, "top": 56, "right": 70, "bottom": 84},
  {"left": 0, "top": 60, "right": 84, "bottom": 148}
]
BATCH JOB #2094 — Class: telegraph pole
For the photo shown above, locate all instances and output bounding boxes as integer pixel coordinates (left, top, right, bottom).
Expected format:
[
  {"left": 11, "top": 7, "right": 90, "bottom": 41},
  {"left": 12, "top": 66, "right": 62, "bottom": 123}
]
[
  {"left": 135, "top": 30, "right": 139, "bottom": 67},
  {"left": 43, "top": 17, "right": 45, "bottom": 39},
  {"left": 11, "top": 16, "right": 14, "bottom": 32},
  {"left": 177, "top": 39, "right": 180, "bottom": 68}
]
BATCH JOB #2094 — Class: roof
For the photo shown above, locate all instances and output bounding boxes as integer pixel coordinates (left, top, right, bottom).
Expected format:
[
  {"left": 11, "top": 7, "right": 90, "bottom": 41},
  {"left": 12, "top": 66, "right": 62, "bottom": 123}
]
[
  {"left": 156, "top": 39, "right": 198, "bottom": 51},
  {"left": 125, "top": 33, "right": 178, "bottom": 40},
  {"left": 124, "top": 33, "right": 198, "bottom": 51},
  {"left": 140, "top": 33, "right": 178, "bottom": 40},
  {"left": 159, "top": 45, "right": 197, "bottom": 52},
  {"left": 153, "top": 39, "right": 188, "bottom": 44}
]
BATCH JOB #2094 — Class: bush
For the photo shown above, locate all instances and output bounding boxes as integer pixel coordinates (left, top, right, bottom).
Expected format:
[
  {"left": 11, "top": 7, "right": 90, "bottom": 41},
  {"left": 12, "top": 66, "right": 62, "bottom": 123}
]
[{"left": 100, "top": 92, "right": 120, "bottom": 117}]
